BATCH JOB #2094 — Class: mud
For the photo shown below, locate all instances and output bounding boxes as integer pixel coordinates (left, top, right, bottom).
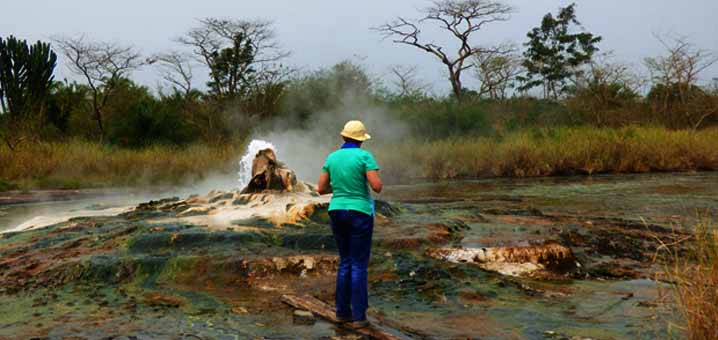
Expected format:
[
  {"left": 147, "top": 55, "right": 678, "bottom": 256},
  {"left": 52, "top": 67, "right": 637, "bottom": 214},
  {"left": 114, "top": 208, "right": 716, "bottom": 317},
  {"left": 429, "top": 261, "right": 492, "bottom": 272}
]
[{"left": 1, "top": 172, "right": 717, "bottom": 339}]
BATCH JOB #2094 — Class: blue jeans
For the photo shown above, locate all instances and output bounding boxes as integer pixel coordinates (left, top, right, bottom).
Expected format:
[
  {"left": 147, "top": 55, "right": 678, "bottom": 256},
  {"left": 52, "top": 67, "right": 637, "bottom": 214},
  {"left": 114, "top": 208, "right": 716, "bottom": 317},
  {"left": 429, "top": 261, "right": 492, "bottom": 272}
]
[{"left": 329, "top": 209, "right": 374, "bottom": 321}]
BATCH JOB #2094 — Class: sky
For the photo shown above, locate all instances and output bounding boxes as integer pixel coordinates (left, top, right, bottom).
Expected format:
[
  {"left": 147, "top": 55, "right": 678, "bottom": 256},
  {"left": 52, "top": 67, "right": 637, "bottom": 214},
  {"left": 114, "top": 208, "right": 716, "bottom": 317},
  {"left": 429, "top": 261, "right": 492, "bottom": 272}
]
[{"left": 2, "top": 0, "right": 717, "bottom": 94}]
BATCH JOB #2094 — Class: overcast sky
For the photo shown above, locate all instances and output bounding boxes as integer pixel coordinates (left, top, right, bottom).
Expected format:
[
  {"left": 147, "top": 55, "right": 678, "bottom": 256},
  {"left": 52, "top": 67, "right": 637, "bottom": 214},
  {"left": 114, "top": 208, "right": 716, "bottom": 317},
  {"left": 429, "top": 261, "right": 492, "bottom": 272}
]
[{"left": 3, "top": 0, "right": 717, "bottom": 94}]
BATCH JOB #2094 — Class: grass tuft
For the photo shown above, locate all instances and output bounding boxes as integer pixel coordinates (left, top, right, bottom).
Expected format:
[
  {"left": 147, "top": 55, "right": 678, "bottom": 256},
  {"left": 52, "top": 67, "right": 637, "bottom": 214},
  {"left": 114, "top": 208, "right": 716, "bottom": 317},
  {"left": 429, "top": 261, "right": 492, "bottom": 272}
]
[{"left": 656, "top": 220, "right": 718, "bottom": 340}]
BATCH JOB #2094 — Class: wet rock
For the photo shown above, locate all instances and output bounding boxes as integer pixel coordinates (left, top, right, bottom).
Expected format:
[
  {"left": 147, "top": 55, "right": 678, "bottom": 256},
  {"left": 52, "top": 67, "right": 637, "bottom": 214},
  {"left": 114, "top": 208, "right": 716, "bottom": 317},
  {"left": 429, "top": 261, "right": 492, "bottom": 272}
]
[
  {"left": 231, "top": 306, "right": 249, "bottom": 314},
  {"left": 143, "top": 293, "right": 185, "bottom": 308},
  {"left": 544, "top": 330, "right": 602, "bottom": 340},
  {"left": 232, "top": 195, "right": 251, "bottom": 206},
  {"left": 585, "top": 261, "right": 642, "bottom": 279},
  {"left": 482, "top": 207, "right": 544, "bottom": 217},
  {"left": 427, "top": 241, "right": 579, "bottom": 278},
  {"left": 177, "top": 206, "right": 213, "bottom": 217},
  {"left": 292, "top": 309, "right": 316, "bottom": 325},
  {"left": 375, "top": 200, "right": 402, "bottom": 217},
  {"left": 241, "top": 148, "right": 309, "bottom": 194},
  {"left": 208, "top": 191, "right": 234, "bottom": 204},
  {"left": 135, "top": 197, "right": 180, "bottom": 211}
]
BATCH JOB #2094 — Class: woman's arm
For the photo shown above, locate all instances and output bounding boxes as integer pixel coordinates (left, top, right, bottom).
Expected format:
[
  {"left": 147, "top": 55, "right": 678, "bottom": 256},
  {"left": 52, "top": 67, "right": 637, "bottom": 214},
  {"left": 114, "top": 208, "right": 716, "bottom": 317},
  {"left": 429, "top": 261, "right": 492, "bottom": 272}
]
[
  {"left": 317, "top": 172, "right": 332, "bottom": 195},
  {"left": 366, "top": 170, "right": 383, "bottom": 193}
]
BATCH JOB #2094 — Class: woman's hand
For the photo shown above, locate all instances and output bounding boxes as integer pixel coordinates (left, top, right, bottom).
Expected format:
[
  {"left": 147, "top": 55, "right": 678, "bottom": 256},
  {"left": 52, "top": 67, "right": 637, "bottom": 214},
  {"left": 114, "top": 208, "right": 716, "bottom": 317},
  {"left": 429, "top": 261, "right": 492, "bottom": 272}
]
[{"left": 317, "top": 172, "right": 332, "bottom": 195}]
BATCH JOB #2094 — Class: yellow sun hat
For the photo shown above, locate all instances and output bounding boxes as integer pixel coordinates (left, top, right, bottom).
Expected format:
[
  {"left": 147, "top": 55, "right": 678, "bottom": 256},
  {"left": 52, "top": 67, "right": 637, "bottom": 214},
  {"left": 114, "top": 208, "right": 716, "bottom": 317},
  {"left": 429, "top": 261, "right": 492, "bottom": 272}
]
[{"left": 340, "top": 120, "right": 371, "bottom": 141}]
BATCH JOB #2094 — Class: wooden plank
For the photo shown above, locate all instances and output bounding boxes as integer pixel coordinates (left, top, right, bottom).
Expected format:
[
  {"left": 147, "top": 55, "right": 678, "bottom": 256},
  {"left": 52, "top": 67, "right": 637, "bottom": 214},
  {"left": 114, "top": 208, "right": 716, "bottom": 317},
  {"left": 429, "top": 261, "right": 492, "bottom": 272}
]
[{"left": 281, "top": 294, "right": 408, "bottom": 340}]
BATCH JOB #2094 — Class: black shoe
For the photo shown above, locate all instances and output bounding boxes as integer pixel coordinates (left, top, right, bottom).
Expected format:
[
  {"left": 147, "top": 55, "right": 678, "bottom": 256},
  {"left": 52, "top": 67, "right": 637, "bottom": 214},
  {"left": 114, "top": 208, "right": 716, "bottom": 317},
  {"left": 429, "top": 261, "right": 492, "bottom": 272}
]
[
  {"left": 336, "top": 315, "right": 352, "bottom": 323},
  {"left": 349, "top": 320, "right": 370, "bottom": 329}
]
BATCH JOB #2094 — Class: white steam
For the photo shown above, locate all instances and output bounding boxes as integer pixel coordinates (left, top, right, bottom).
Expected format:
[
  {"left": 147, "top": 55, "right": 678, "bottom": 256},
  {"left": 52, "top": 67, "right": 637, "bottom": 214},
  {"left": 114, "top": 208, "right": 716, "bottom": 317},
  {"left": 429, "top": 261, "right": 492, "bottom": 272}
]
[{"left": 252, "top": 103, "right": 410, "bottom": 183}]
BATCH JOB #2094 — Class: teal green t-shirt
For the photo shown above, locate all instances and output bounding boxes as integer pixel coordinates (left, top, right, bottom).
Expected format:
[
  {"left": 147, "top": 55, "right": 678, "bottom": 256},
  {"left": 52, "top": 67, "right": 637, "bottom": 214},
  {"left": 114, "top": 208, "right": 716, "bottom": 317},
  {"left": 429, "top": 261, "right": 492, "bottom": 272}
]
[{"left": 321, "top": 148, "right": 380, "bottom": 216}]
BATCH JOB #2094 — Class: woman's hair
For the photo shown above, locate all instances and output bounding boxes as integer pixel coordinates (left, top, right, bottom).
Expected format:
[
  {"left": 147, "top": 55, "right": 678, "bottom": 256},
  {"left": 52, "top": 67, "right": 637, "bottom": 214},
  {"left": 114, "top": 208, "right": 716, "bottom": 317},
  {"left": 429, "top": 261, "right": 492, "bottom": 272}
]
[{"left": 342, "top": 136, "right": 362, "bottom": 145}]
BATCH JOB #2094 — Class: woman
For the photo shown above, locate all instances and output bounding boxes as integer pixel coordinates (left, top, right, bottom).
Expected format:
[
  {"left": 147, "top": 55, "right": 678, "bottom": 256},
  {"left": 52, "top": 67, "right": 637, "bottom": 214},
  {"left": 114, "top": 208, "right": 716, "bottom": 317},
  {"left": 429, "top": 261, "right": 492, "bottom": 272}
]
[{"left": 317, "top": 120, "right": 383, "bottom": 329}]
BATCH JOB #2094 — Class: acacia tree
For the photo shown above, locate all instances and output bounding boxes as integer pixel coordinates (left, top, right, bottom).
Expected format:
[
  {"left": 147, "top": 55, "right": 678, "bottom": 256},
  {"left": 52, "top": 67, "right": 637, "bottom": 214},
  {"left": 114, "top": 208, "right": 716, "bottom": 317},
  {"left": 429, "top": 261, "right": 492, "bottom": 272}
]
[
  {"left": 519, "top": 3, "right": 601, "bottom": 99},
  {"left": 0, "top": 36, "right": 57, "bottom": 148},
  {"left": 376, "top": 0, "right": 513, "bottom": 100},
  {"left": 177, "top": 18, "right": 289, "bottom": 99},
  {"left": 472, "top": 43, "right": 521, "bottom": 99},
  {"left": 53, "top": 36, "right": 145, "bottom": 141}
]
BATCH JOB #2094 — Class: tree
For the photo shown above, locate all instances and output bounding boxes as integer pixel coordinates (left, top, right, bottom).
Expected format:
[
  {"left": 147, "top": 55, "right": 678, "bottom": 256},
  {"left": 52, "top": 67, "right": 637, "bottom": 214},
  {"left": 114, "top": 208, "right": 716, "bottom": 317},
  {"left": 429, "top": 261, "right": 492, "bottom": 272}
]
[
  {"left": 53, "top": 35, "right": 145, "bottom": 141},
  {"left": 472, "top": 43, "right": 521, "bottom": 99},
  {"left": 282, "top": 60, "right": 374, "bottom": 121},
  {"left": 644, "top": 36, "right": 718, "bottom": 129},
  {"left": 566, "top": 54, "right": 641, "bottom": 126},
  {"left": 205, "top": 32, "right": 255, "bottom": 98},
  {"left": 390, "top": 65, "right": 430, "bottom": 98},
  {"left": 154, "top": 51, "right": 195, "bottom": 98},
  {"left": 0, "top": 36, "right": 57, "bottom": 149},
  {"left": 519, "top": 3, "right": 602, "bottom": 99},
  {"left": 45, "top": 81, "right": 91, "bottom": 135},
  {"left": 376, "top": 0, "right": 513, "bottom": 99},
  {"left": 177, "top": 18, "right": 289, "bottom": 99}
]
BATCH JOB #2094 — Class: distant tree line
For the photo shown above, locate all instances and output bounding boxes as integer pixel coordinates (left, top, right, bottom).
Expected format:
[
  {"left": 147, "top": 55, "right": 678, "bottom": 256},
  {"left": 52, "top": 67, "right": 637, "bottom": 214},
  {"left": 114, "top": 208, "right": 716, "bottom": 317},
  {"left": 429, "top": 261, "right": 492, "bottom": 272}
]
[{"left": 1, "top": 1, "right": 717, "bottom": 151}]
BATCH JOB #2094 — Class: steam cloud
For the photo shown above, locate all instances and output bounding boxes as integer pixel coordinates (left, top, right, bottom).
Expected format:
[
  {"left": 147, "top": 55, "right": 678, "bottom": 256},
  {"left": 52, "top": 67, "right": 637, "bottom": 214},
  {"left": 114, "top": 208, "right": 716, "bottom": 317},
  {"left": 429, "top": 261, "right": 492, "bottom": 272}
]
[{"left": 252, "top": 98, "right": 410, "bottom": 183}]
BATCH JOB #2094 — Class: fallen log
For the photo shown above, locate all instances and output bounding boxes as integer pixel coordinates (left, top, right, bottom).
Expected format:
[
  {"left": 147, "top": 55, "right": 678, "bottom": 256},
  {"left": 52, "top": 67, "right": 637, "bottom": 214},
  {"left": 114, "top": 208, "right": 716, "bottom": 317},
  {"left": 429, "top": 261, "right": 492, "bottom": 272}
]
[{"left": 281, "top": 294, "right": 408, "bottom": 340}]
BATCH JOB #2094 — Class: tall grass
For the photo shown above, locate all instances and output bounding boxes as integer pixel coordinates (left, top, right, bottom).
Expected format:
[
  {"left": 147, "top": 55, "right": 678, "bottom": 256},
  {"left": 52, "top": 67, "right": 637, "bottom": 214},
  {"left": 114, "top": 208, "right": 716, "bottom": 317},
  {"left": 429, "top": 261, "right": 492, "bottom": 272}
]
[
  {"left": 3, "top": 126, "right": 718, "bottom": 190},
  {"left": 0, "top": 140, "right": 243, "bottom": 190},
  {"left": 377, "top": 126, "right": 718, "bottom": 181},
  {"left": 656, "top": 220, "right": 718, "bottom": 340}
]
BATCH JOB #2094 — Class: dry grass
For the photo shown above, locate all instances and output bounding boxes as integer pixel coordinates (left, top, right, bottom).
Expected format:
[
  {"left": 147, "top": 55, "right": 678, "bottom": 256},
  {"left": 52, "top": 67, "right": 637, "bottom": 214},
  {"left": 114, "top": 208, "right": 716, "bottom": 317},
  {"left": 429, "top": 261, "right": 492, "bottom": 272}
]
[
  {"left": 377, "top": 126, "right": 718, "bottom": 181},
  {"left": 3, "top": 126, "right": 718, "bottom": 190},
  {"left": 0, "top": 140, "right": 243, "bottom": 190},
  {"left": 656, "top": 220, "right": 718, "bottom": 340}
]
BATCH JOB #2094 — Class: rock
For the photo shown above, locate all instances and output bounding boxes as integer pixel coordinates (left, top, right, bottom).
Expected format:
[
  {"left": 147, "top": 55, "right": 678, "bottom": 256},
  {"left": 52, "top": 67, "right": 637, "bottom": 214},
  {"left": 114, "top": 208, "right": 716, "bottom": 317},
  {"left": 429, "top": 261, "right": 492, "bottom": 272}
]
[
  {"left": 143, "top": 293, "right": 185, "bottom": 308},
  {"left": 232, "top": 194, "right": 251, "bottom": 206},
  {"left": 177, "top": 206, "right": 213, "bottom": 217},
  {"left": 242, "top": 148, "right": 299, "bottom": 193},
  {"left": 427, "top": 241, "right": 579, "bottom": 278},
  {"left": 292, "top": 309, "right": 316, "bottom": 325},
  {"left": 231, "top": 306, "right": 249, "bottom": 314},
  {"left": 586, "top": 261, "right": 641, "bottom": 279},
  {"left": 208, "top": 192, "right": 234, "bottom": 204}
]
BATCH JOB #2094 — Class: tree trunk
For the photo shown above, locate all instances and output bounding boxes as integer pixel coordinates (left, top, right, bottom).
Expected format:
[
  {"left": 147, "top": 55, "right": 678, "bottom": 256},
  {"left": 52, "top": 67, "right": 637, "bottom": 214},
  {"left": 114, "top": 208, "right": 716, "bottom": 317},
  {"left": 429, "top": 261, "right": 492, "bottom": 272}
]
[
  {"left": 94, "top": 107, "right": 105, "bottom": 143},
  {"left": 449, "top": 67, "right": 462, "bottom": 100}
]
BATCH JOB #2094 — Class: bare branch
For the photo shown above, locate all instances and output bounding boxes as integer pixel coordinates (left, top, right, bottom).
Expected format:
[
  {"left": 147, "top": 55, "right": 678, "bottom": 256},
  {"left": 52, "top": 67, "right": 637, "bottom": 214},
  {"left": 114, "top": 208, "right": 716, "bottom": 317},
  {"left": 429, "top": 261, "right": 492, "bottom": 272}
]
[
  {"left": 153, "top": 51, "right": 195, "bottom": 96},
  {"left": 177, "top": 17, "right": 290, "bottom": 69},
  {"left": 390, "top": 65, "right": 430, "bottom": 97},
  {"left": 52, "top": 35, "right": 145, "bottom": 140},
  {"left": 472, "top": 43, "right": 521, "bottom": 99},
  {"left": 644, "top": 34, "right": 718, "bottom": 129}
]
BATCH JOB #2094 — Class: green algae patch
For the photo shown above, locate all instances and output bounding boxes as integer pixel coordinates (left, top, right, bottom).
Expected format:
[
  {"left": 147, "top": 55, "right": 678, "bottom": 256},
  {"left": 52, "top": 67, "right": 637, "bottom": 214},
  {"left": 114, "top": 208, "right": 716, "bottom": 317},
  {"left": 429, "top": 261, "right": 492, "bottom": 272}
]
[
  {"left": 125, "top": 227, "right": 271, "bottom": 255},
  {"left": 157, "top": 255, "right": 201, "bottom": 283}
]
